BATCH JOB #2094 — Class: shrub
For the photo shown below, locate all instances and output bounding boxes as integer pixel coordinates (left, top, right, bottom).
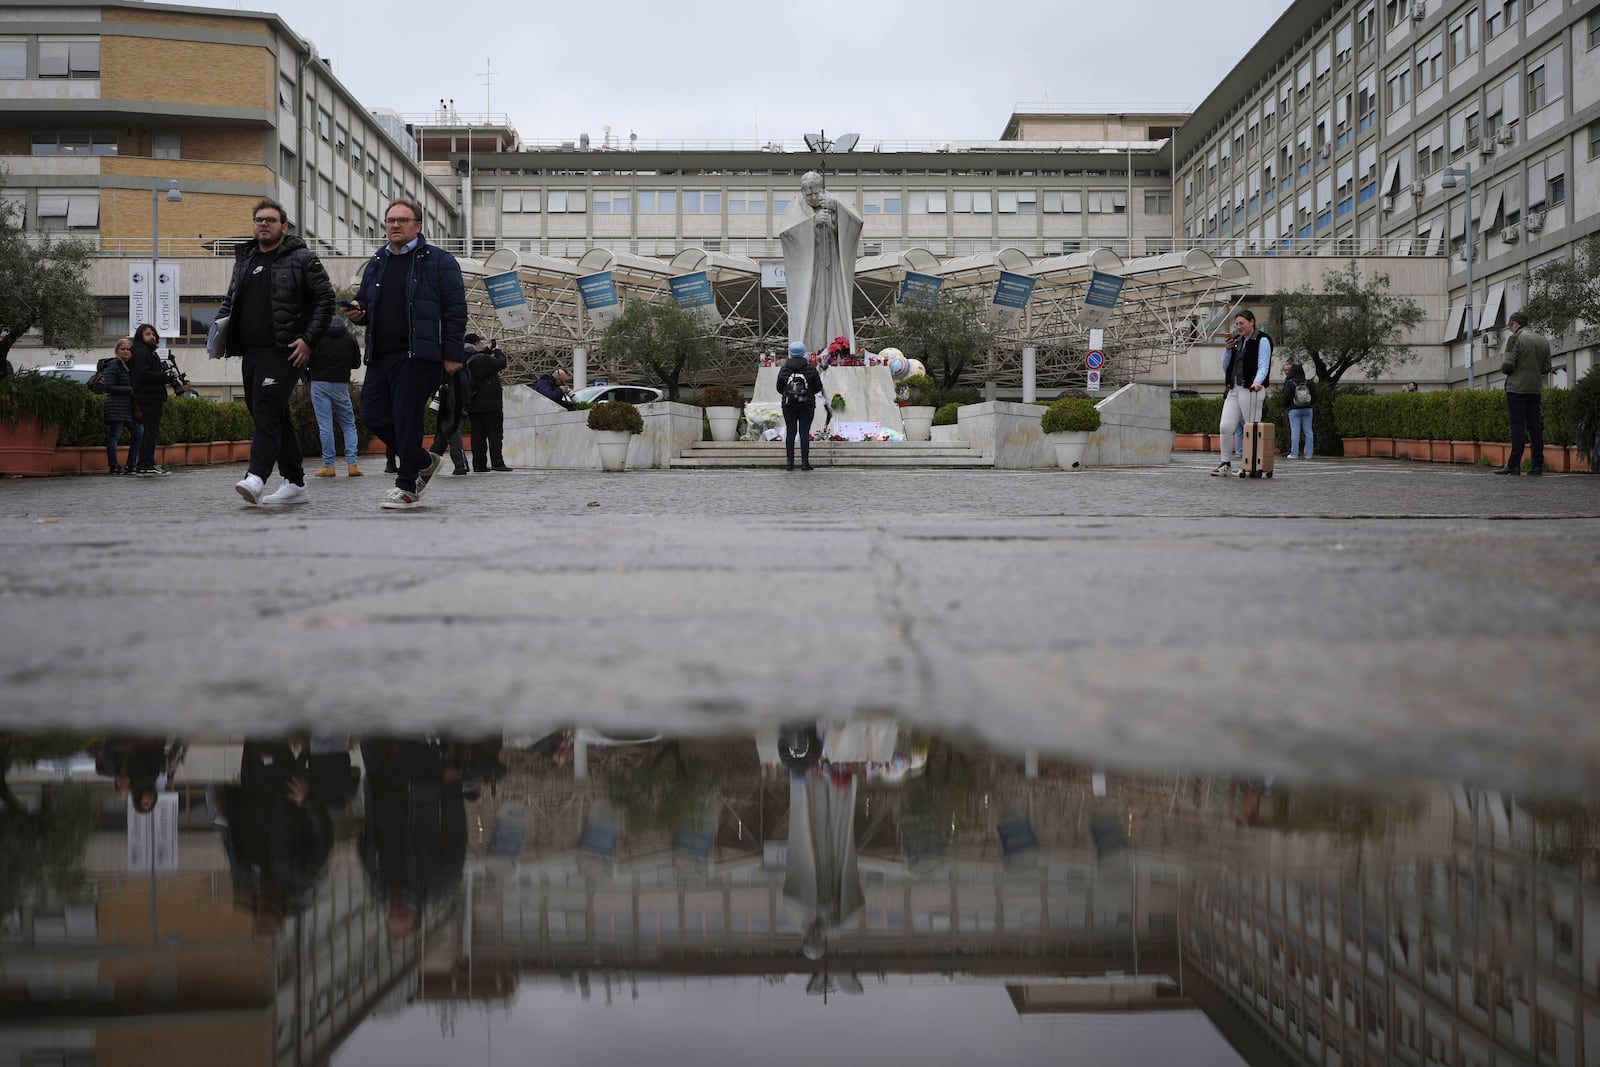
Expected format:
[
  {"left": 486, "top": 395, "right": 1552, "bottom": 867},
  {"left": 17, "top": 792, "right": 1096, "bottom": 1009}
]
[
  {"left": 1570, "top": 367, "right": 1600, "bottom": 469},
  {"left": 156, "top": 396, "right": 221, "bottom": 444},
  {"left": 58, "top": 392, "right": 105, "bottom": 447},
  {"left": 932, "top": 402, "right": 961, "bottom": 427},
  {"left": 587, "top": 400, "right": 644, "bottom": 434},
  {"left": 928, "top": 386, "right": 981, "bottom": 409},
  {"left": 1171, "top": 397, "right": 1224, "bottom": 434},
  {"left": 700, "top": 385, "right": 744, "bottom": 408},
  {"left": 900, "top": 373, "right": 936, "bottom": 407},
  {"left": 1040, "top": 396, "right": 1101, "bottom": 434},
  {"left": 1540, "top": 387, "right": 1571, "bottom": 447},
  {"left": 0, "top": 370, "right": 86, "bottom": 438}
]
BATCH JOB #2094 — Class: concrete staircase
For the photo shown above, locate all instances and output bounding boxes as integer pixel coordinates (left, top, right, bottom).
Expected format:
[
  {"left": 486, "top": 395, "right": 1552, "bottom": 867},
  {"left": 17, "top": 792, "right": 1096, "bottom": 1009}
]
[{"left": 668, "top": 440, "right": 994, "bottom": 468}]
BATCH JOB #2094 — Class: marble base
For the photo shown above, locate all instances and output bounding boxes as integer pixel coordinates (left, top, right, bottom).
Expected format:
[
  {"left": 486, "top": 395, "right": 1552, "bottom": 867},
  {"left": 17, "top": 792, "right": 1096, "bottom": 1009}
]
[
  {"left": 947, "top": 383, "right": 1171, "bottom": 468},
  {"left": 753, "top": 366, "right": 904, "bottom": 434},
  {"left": 501, "top": 385, "right": 703, "bottom": 469}
]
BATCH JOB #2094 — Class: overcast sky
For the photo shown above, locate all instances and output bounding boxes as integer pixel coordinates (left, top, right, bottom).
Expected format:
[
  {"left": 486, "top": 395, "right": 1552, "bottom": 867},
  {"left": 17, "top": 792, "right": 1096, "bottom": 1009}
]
[{"left": 206, "top": 0, "right": 1293, "bottom": 145}]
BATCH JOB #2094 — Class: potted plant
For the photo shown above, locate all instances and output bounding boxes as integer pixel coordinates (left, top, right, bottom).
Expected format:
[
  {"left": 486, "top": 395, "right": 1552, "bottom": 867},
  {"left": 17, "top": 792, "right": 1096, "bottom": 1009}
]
[
  {"left": 1040, "top": 395, "right": 1102, "bottom": 470},
  {"left": 0, "top": 370, "right": 86, "bottom": 476},
  {"left": 899, "top": 373, "right": 937, "bottom": 442},
  {"left": 1570, "top": 366, "right": 1600, "bottom": 474},
  {"left": 701, "top": 384, "right": 744, "bottom": 443},
  {"left": 587, "top": 400, "right": 644, "bottom": 471}
]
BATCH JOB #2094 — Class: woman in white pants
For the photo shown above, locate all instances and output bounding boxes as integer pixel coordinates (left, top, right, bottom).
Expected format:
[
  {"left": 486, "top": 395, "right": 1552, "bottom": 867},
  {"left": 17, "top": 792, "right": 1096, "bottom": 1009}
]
[{"left": 1214, "top": 310, "right": 1272, "bottom": 476}]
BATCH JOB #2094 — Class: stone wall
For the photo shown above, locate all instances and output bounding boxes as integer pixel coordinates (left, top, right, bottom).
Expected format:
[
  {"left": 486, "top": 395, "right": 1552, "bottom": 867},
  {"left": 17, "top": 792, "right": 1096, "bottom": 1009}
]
[{"left": 501, "top": 390, "right": 703, "bottom": 469}]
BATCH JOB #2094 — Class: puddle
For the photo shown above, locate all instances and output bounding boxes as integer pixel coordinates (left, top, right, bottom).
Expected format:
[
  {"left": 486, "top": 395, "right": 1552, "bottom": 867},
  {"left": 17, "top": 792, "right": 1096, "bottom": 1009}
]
[{"left": 2, "top": 725, "right": 1593, "bottom": 1066}]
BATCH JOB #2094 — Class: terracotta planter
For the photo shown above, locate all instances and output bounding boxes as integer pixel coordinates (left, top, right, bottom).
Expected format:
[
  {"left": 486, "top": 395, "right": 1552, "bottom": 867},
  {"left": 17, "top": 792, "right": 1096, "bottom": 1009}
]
[
  {"left": 1540, "top": 445, "right": 1570, "bottom": 473},
  {"left": 208, "top": 441, "right": 233, "bottom": 464},
  {"left": 231, "top": 441, "right": 253, "bottom": 462},
  {"left": 0, "top": 416, "right": 63, "bottom": 476},
  {"left": 1369, "top": 438, "right": 1396, "bottom": 458},
  {"left": 1449, "top": 441, "right": 1480, "bottom": 464},
  {"left": 1172, "top": 433, "right": 1208, "bottom": 451},
  {"left": 1399, "top": 439, "right": 1431, "bottom": 461},
  {"left": 1479, "top": 442, "right": 1509, "bottom": 467},
  {"left": 1341, "top": 437, "right": 1370, "bottom": 457},
  {"left": 1428, "top": 440, "right": 1454, "bottom": 462},
  {"left": 50, "top": 447, "right": 85, "bottom": 475},
  {"left": 1574, "top": 447, "right": 1592, "bottom": 474}
]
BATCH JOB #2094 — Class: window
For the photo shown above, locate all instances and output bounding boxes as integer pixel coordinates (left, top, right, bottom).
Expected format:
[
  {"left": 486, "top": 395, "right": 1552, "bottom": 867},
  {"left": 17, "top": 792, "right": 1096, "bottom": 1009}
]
[
  {"left": 350, "top": 140, "right": 362, "bottom": 172},
  {"left": 502, "top": 189, "right": 539, "bottom": 212},
  {"left": 636, "top": 190, "right": 675, "bottom": 214},
  {"left": 952, "top": 190, "right": 973, "bottom": 212},
  {"left": 316, "top": 172, "right": 331, "bottom": 211},
  {"left": 546, "top": 191, "right": 586, "bottom": 213},
  {"left": 1357, "top": 2, "right": 1377, "bottom": 48},
  {"left": 35, "top": 191, "right": 99, "bottom": 230},
  {"left": 972, "top": 191, "right": 992, "bottom": 213},
  {"left": 30, "top": 131, "right": 117, "bottom": 156},
  {"left": 861, "top": 191, "right": 899, "bottom": 214},
  {"left": 334, "top": 125, "right": 347, "bottom": 156},
  {"left": 1527, "top": 48, "right": 1562, "bottom": 112},
  {"left": 151, "top": 131, "right": 180, "bottom": 159},
  {"left": 1450, "top": 9, "right": 1480, "bottom": 65},
  {"left": 378, "top": 169, "right": 390, "bottom": 197},
  {"left": 1335, "top": 22, "right": 1353, "bottom": 60},
  {"left": 1487, "top": 0, "right": 1518, "bottom": 39},
  {"left": 38, "top": 39, "right": 99, "bottom": 79},
  {"left": 0, "top": 40, "right": 26, "bottom": 80},
  {"left": 728, "top": 192, "right": 767, "bottom": 214},
  {"left": 1589, "top": 120, "right": 1600, "bottom": 161},
  {"left": 1526, "top": 150, "right": 1564, "bottom": 209},
  {"left": 317, "top": 108, "right": 331, "bottom": 141},
  {"left": 1357, "top": 74, "right": 1377, "bottom": 131},
  {"left": 305, "top": 169, "right": 318, "bottom": 206},
  {"left": 1527, "top": 65, "right": 1546, "bottom": 112},
  {"left": 927, "top": 192, "right": 947, "bottom": 213},
  {"left": 1086, "top": 191, "right": 1126, "bottom": 214},
  {"left": 682, "top": 190, "right": 720, "bottom": 214},
  {"left": 472, "top": 188, "right": 496, "bottom": 208},
  {"left": 1386, "top": 62, "right": 1411, "bottom": 112},
  {"left": 1013, "top": 191, "right": 1034, "bottom": 215},
  {"left": 336, "top": 191, "right": 348, "bottom": 224},
  {"left": 1144, "top": 191, "right": 1172, "bottom": 214},
  {"left": 1385, "top": 0, "right": 1410, "bottom": 30},
  {"left": 279, "top": 146, "right": 296, "bottom": 180},
  {"left": 1316, "top": 42, "right": 1332, "bottom": 79},
  {"left": 1591, "top": 12, "right": 1600, "bottom": 50},
  {"left": 1416, "top": 34, "right": 1444, "bottom": 91},
  {"left": 278, "top": 72, "right": 295, "bottom": 111}
]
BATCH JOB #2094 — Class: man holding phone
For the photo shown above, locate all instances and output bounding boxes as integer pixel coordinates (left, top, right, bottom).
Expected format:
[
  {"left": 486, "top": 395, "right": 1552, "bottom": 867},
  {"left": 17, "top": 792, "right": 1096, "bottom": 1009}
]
[{"left": 343, "top": 198, "right": 466, "bottom": 510}]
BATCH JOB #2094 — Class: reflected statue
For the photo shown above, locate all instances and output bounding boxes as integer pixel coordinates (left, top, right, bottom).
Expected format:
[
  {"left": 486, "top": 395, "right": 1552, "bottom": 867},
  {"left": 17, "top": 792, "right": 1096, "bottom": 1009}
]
[
  {"left": 779, "top": 171, "right": 863, "bottom": 355},
  {"left": 784, "top": 773, "right": 865, "bottom": 959}
]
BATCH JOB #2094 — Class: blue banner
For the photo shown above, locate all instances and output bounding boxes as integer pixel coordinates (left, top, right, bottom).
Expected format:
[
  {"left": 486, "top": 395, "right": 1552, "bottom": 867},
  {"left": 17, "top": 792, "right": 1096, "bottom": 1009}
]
[
  {"left": 484, "top": 270, "right": 532, "bottom": 329},
  {"left": 1081, "top": 270, "right": 1126, "bottom": 327},
  {"left": 577, "top": 271, "right": 619, "bottom": 310},
  {"left": 992, "top": 271, "right": 1037, "bottom": 310},
  {"left": 899, "top": 271, "right": 944, "bottom": 308},
  {"left": 669, "top": 271, "right": 714, "bottom": 307}
]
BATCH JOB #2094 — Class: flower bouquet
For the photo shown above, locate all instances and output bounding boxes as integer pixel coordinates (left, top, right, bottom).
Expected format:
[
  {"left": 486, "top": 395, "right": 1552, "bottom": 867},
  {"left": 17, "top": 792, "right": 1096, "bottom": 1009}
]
[{"left": 830, "top": 392, "right": 846, "bottom": 413}]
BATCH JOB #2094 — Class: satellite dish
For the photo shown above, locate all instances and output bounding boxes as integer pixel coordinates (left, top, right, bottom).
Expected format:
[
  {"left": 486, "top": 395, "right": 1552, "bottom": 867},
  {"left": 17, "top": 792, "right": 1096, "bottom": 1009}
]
[
  {"left": 833, "top": 133, "right": 859, "bottom": 153},
  {"left": 804, "top": 133, "right": 824, "bottom": 152}
]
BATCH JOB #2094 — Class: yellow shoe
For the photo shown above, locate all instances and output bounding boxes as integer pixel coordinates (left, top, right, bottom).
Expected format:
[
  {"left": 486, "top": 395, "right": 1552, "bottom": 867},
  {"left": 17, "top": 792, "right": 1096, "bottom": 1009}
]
[
  {"left": 346, "top": 464, "right": 363, "bottom": 477},
  {"left": 313, "top": 465, "right": 336, "bottom": 478}
]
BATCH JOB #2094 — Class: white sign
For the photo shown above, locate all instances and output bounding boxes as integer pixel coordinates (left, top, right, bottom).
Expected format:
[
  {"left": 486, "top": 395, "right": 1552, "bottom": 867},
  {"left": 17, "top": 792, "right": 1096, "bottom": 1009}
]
[
  {"left": 1088, "top": 328, "right": 1104, "bottom": 351},
  {"left": 1087, "top": 368, "right": 1102, "bottom": 392},
  {"left": 154, "top": 263, "right": 181, "bottom": 338},
  {"left": 127, "top": 792, "right": 180, "bottom": 872},
  {"left": 760, "top": 262, "right": 787, "bottom": 289},
  {"left": 128, "top": 261, "right": 152, "bottom": 330}
]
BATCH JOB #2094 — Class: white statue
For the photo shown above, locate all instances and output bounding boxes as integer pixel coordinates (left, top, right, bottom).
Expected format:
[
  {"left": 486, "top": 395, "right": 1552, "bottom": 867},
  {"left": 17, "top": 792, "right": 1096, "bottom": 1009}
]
[{"left": 779, "top": 170, "right": 863, "bottom": 355}]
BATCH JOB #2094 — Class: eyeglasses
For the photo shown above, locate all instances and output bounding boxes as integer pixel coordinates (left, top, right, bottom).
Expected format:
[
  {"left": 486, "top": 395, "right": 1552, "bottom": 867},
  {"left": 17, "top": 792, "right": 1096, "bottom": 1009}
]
[
  {"left": 252, "top": 216, "right": 283, "bottom": 225},
  {"left": 383, "top": 217, "right": 419, "bottom": 225}
]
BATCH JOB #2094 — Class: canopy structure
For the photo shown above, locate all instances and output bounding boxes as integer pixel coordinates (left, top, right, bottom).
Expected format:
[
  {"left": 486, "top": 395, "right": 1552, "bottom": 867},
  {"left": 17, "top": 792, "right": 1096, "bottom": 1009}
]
[{"left": 452, "top": 242, "right": 1251, "bottom": 389}]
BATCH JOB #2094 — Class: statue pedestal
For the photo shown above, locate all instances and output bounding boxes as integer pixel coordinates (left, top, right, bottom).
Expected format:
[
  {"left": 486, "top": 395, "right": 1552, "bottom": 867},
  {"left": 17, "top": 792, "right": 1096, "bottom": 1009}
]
[{"left": 752, "top": 365, "right": 904, "bottom": 435}]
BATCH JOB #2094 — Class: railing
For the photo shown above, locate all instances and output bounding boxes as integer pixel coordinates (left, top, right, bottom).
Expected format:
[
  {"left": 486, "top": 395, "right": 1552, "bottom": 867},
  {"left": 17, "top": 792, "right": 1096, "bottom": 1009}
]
[
  {"left": 1009, "top": 101, "right": 1194, "bottom": 115},
  {"left": 83, "top": 234, "right": 1443, "bottom": 262}
]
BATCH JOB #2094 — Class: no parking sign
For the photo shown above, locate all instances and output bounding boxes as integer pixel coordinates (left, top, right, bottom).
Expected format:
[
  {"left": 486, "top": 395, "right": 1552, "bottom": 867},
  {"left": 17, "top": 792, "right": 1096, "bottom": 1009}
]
[{"left": 1085, "top": 349, "right": 1104, "bottom": 392}]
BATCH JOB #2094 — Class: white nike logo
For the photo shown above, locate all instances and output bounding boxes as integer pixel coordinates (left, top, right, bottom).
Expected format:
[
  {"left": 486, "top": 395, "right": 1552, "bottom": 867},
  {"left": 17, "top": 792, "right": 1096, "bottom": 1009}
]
[
  {"left": 262, "top": 377, "right": 277, "bottom": 386},
  {"left": 252, "top": 265, "right": 265, "bottom": 275}
]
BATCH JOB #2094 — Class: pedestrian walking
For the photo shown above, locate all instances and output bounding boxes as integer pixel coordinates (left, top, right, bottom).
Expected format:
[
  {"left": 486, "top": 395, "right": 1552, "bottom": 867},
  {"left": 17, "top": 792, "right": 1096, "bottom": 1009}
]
[
  {"left": 343, "top": 198, "right": 467, "bottom": 510},
  {"left": 309, "top": 316, "right": 364, "bottom": 478},
  {"left": 1494, "top": 311, "right": 1553, "bottom": 476},
  {"left": 1212, "top": 310, "right": 1271, "bottom": 476},
  {"left": 216, "top": 198, "right": 337, "bottom": 506}
]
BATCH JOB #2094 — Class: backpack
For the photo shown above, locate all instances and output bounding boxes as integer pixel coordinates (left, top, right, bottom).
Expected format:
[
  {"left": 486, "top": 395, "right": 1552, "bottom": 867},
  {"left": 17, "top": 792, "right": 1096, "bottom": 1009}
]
[
  {"left": 1292, "top": 380, "right": 1312, "bottom": 406},
  {"left": 87, "top": 356, "right": 115, "bottom": 395},
  {"left": 782, "top": 368, "right": 812, "bottom": 403}
]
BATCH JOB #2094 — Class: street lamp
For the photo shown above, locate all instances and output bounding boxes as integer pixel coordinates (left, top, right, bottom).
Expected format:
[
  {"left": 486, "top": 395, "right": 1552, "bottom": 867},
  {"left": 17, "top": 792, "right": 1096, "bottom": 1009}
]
[
  {"left": 151, "top": 178, "right": 181, "bottom": 355},
  {"left": 1440, "top": 163, "right": 1474, "bottom": 389}
]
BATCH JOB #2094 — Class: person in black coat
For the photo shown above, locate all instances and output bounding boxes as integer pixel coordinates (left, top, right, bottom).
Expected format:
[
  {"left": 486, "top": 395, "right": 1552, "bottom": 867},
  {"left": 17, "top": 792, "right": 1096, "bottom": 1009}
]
[
  {"left": 358, "top": 738, "right": 467, "bottom": 941},
  {"left": 463, "top": 334, "right": 510, "bottom": 472},
  {"left": 220, "top": 741, "right": 336, "bottom": 941},
  {"left": 308, "top": 316, "right": 364, "bottom": 477},
  {"left": 775, "top": 341, "right": 825, "bottom": 470},
  {"left": 102, "top": 338, "right": 143, "bottom": 474},
  {"left": 128, "top": 323, "right": 169, "bottom": 475}
]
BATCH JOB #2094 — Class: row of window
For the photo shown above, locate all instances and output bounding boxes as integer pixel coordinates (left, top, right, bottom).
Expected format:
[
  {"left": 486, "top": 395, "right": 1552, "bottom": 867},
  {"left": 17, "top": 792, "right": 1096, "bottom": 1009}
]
[
  {"left": 28, "top": 131, "right": 183, "bottom": 160},
  {"left": 474, "top": 188, "right": 1165, "bottom": 217},
  {"left": 0, "top": 37, "right": 99, "bottom": 79},
  {"left": 1386, "top": 38, "right": 1563, "bottom": 116}
]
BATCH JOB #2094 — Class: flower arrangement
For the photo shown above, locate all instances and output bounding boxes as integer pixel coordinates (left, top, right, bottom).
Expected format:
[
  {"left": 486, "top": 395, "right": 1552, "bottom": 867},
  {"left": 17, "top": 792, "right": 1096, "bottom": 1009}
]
[{"left": 830, "top": 392, "right": 846, "bottom": 413}]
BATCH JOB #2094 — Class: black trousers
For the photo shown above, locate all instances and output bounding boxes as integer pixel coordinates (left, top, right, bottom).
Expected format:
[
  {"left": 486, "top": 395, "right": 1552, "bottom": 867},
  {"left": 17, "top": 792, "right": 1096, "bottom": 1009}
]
[
  {"left": 1506, "top": 391, "right": 1543, "bottom": 470},
  {"left": 136, "top": 397, "right": 164, "bottom": 469},
  {"left": 470, "top": 410, "right": 504, "bottom": 470},
  {"left": 241, "top": 348, "right": 305, "bottom": 485},
  {"left": 782, "top": 401, "right": 815, "bottom": 467},
  {"left": 361, "top": 354, "right": 442, "bottom": 492}
]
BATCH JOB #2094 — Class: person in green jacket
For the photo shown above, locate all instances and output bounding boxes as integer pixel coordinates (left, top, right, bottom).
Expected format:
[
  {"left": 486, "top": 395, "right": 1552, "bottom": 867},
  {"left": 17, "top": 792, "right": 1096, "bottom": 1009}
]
[{"left": 1494, "top": 311, "right": 1553, "bottom": 476}]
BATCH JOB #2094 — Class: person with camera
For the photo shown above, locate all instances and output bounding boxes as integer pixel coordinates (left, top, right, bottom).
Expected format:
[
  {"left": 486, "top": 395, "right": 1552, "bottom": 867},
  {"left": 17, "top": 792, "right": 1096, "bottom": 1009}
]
[
  {"left": 532, "top": 366, "right": 576, "bottom": 410},
  {"left": 463, "top": 334, "right": 511, "bottom": 471},
  {"left": 217, "top": 198, "right": 337, "bottom": 506}
]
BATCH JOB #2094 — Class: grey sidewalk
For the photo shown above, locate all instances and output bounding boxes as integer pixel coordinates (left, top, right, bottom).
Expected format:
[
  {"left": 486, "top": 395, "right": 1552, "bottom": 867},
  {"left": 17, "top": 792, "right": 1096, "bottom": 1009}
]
[{"left": 3, "top": 458, "right": 1597, "bottom": 793}]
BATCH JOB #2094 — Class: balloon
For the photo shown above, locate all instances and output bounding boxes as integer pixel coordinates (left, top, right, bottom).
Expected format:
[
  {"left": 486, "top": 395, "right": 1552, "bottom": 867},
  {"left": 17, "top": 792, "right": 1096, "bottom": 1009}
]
[
  {"left": 907, "top": 359, "right": 927, "bottom": 380},
  {"left": 881, "top": 347, "right": 909, "bottom": 380}
]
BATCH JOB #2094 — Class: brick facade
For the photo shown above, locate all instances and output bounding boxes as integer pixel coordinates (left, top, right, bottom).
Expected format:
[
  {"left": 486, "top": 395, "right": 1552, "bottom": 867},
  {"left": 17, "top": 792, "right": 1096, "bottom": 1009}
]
[{"left": 100, "top": 36, "right": 271, "bottom": 111}]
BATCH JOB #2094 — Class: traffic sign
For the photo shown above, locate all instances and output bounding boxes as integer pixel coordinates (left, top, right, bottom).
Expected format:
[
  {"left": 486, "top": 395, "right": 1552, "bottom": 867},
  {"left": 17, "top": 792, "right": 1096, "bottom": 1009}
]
[
  {"left": 1087, "top": 369, "right": 1102, "bottom": 392},
  {"left": 1085, "top": 350, "right": 1104, "bottom": 369}
]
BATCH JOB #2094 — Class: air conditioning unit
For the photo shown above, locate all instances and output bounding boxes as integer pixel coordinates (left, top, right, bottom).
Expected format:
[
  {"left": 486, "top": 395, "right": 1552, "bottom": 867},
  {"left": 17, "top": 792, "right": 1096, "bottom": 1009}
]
[
  {"left": 1501, "top": 221, "right": 1520, "bottom": 242},
  {"left": 1495, "top": 125, "right": 1516, "bottom": 146},
  {"left": 1479, "top": 141, "right": 1496, "bottom": 157},
  {"left": 1412, "top": 3, "right": 1426, "bottom": 20},
  {"left": 1383, "top": 193, "right": 1398, "bottom": 212},
  {"left": 1410, "top": 180, "right": 1426, "bottom": 197},
  {"left": 1524, "top": 211, "right": 1545, "bottom": 232}
]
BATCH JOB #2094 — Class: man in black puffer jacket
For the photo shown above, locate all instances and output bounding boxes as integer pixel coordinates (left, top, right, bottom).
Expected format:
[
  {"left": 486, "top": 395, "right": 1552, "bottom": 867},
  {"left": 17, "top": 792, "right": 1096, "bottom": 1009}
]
[{"left": 216, "top": 198, "right": 336, "bottom": 506}]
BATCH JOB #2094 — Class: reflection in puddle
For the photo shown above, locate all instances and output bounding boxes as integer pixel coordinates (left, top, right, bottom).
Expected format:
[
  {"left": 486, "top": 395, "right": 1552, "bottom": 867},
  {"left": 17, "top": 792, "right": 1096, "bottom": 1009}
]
[{"left": 1, "top": 726, "right": 1594, "bottom": 1066}]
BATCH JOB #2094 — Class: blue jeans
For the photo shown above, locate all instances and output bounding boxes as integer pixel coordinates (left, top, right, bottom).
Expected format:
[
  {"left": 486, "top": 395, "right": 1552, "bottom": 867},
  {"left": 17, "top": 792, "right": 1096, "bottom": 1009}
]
[
  {"left": 1287, "top": 408, "right": 1313, "bottom": 457},
  {"left": 105, "top": 418, "right": 142, "bottom": 470},
  {"left": 311, "top": 380, "right": 360, "bottom": 467}
]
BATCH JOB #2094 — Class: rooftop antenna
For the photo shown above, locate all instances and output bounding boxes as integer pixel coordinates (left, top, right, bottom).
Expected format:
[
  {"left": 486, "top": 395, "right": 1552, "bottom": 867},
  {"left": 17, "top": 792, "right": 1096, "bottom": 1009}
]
[
  {"left": 803, "top": 129, "right": 859, "bottom": 182},
  {"left": 481, "top": 58, "right": 494, "bottom": 117}
]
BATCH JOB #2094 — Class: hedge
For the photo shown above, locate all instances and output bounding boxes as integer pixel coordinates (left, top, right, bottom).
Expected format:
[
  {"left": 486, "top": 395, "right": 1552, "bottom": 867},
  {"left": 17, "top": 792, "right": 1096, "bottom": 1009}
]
[
  {"left": 55, "top": 393, "right": 258, "bottom": 448},
  {"left": 1331, "top": 388, "right": 1571, "bottom": 445}
]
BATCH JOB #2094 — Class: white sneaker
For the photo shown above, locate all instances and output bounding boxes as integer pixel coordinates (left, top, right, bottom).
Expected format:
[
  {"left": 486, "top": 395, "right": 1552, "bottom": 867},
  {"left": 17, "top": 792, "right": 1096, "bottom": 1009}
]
[
  {"left": 235, "top": 473, "right": 265, "bottom": 505},
  {"left": 1209, "top": 461, "right": 1233, "bottom": 477},
  {"left": 414, "top": 451, "right": 444, "bottom": 499},
  {"left": 380, "top": 486, "right": 421, "bottom": 510},
  {"left": 262, "top": 481, "right": 309, "bottom": 506}
]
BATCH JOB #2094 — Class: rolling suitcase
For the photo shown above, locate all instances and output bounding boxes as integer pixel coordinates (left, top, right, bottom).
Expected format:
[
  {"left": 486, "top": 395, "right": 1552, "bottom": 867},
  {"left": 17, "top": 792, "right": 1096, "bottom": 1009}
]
[{"left": 1240, "top": 421, "right": 1275, "bottom": 478}]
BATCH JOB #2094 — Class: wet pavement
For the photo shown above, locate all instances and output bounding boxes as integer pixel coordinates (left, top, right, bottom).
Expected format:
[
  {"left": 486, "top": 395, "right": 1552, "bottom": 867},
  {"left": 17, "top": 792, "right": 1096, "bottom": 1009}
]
[{"left": 2, "top": 456, "right": 1599, "bottom": 793}]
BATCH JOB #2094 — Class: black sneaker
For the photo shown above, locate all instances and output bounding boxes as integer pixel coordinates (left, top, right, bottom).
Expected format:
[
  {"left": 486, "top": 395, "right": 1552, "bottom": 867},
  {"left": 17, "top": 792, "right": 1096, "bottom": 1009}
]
[{"left": 1491, "top": 466, "right": 1520, "bottom": 476}]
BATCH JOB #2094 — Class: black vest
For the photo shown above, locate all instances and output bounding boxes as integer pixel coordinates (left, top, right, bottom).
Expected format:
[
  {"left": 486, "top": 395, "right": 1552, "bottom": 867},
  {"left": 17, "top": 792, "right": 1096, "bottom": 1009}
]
[{"left": 1227, "top": 330, "right": 1272, "bottom": 390}]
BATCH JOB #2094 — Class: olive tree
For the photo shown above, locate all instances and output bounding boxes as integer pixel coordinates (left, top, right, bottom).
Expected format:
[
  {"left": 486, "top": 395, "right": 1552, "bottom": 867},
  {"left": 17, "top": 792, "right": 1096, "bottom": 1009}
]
[
  {"left": 600, "top": 298, "right": 724, "bottom": 400},
  {"left": 1271, "top": 262, "right": 1425, "bottom": 386}
]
